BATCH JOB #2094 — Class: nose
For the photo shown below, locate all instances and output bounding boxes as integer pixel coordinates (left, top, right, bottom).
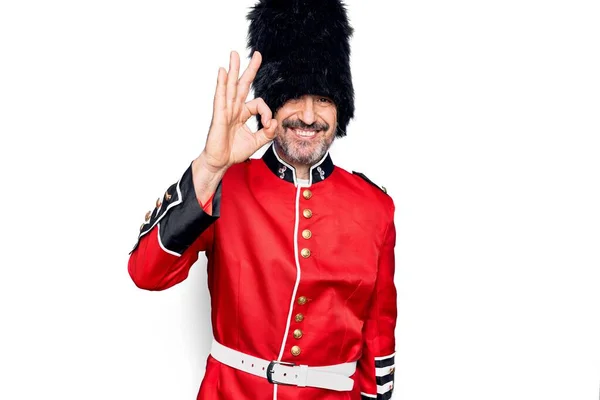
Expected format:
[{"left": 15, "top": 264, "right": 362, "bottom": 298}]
[{"left": 297, "top": 96, "right": 316, "bottom": 126}]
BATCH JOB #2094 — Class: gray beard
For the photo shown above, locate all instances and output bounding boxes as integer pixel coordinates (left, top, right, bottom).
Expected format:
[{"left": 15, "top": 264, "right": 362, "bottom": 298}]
[{"left": 274, "top": 130, "right": 334, "bottom": 166}]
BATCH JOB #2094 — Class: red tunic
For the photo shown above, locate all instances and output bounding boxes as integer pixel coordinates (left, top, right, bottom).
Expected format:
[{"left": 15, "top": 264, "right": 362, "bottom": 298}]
[{"left": 128, "top": 144, "right": 397, "bottom": 399}]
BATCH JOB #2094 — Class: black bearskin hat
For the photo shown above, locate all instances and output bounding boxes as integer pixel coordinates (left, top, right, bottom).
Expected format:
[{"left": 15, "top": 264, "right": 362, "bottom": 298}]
[{"left": 246, "top": 0, "right": 355, "bottom": 137}]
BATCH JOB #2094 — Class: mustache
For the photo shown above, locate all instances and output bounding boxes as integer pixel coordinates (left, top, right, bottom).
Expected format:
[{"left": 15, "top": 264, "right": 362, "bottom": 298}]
[{"left": 282, "top": 119, "right": 329, "bottom": 132}]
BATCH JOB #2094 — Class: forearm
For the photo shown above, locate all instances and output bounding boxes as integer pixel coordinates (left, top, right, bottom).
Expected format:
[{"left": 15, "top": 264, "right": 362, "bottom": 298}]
[{"left": 192, "top": 151, "right": 228, "bottom": 210}]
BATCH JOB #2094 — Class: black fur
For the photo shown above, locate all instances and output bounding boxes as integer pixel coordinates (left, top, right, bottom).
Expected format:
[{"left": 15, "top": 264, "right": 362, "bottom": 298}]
[{"left": 246, "top": 0, "right": 355, "bottom": 137}]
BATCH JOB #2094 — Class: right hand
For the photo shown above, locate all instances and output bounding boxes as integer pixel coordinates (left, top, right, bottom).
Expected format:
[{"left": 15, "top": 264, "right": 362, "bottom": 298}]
[{"left": 199, "top": 50, "right": 278, "bottom": 174}]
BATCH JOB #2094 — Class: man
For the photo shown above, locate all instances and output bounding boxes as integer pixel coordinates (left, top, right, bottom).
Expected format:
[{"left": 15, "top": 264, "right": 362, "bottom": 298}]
[{"left": 128, "top": 0, "right": 397, "bottom": 399}]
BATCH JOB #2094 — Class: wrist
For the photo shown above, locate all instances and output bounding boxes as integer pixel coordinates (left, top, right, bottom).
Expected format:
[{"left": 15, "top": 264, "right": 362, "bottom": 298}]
[
  {"left": 192, "top": 154, "right": 227, "bottom": 205},
  {"left": 195, "top": 151, "right": 229, "bottom": 176}
]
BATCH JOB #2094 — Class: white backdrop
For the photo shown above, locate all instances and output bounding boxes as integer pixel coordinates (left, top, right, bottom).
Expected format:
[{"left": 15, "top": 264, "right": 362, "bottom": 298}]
[{"left": 1, "top": 1, "right": 599, "bottom": 399}]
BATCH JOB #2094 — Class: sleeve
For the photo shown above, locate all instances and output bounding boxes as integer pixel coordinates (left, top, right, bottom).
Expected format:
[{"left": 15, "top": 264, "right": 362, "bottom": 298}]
[
  {"left": 127, "top": 162, "right": 222, "bottom": 291},
  {"left": 357, "top": 215, "right": 398, "bottom": 400}
]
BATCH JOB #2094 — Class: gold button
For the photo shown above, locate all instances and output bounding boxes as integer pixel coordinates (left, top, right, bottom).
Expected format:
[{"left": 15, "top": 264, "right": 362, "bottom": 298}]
[
  {"left": 302, "top": 209, "right": 312, "bottom": 218},
  {"left": 291, "top": 345, "right": 301, "bottom": 356},
  {"left": 389, "top": 367, "right": 395, "bottom": 374},
  {"left": 145, "top": 211, "right": 152, "bottom": 221},
  {"left": 293, "top": 329, "right": 303, "bottom": 339},
  {"left": 302, "top": 189, "right": 312, "bottom": 200},
  {"left": 155, "top": 198, "right": 162, "bottom": 208},
  {"left": 302, "top": 229, "right": 312, "bottom": 239},
  {"left": 164, "top": 191, "right": 172, "bottom": 201},
  {"left": 301, "top": 248, "right": 311, "bottom": 258},
  {"left": 295, "top": 313, "right": 304, "bottom": 322},
  {"left": 139, "top": 223, "right": 145, "bottom": 231},
  {"left": 297, "top": 296, "right": 307, "bottom": 305}
]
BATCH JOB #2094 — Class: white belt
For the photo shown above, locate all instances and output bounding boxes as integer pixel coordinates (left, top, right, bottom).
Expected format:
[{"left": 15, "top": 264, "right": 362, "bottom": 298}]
[{"left": 210, "top": 339, "right": 356, "bottom": 391}]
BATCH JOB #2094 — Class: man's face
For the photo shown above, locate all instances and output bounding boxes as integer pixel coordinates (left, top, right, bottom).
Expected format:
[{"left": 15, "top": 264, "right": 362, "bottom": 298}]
[{"left": 272, "top": 94, "right": 337, "bottom": 166}]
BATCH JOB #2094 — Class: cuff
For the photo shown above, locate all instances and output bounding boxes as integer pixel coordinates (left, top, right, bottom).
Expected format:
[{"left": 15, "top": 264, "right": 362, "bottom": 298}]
[{"left": 131, "top": 163, "right": 221, "bottom": 255}]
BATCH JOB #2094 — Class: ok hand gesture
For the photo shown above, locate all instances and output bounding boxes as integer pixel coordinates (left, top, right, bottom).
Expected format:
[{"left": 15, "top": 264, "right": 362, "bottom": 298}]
[
  {"left": 200, "top": 50, "right": 277, "bottom": 174},
  {"left": 192, "top": 50, "right": 277, "bottom": 205}
]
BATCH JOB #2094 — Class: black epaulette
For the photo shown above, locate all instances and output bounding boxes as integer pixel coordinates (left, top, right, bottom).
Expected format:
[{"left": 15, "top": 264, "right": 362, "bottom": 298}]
[{"left": 352, "top": 171, "right": 388, "bottom": 194}]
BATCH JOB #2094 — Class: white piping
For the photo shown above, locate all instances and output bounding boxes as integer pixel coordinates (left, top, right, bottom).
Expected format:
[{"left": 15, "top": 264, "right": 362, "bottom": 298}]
[
  {"left": 270, "top": 144, "right": 326, "bottom": 399},
  {"left": 361, "top": 393, "right": 377, "bottom": 399},
  {"left": 374, "top": 352, "right": 395, "bottom": 361},
  {"left": 273, "top": 182, "right": 306, "bottom": 400},
  {"left": 156, "top": 223, "right": 182, "bottom": 257}
]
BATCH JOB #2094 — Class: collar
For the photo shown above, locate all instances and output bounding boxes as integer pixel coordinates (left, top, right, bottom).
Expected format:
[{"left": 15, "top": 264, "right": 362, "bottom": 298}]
[{"left": 261, "top": 143, "right": 335, "bottom": 186}]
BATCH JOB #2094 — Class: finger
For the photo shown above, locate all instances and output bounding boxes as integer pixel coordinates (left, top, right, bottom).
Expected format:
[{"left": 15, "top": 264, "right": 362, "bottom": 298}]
[
  {"left": 241, "top": 97, "right": 273, "bottom": 127},
  {"left": 236, "top": 51, "right": 262, "bottom": 107},
  {"left": 212, "top": 67, "right": 227, "bottom": 123},
  {"left": 254, "top": 119, "right": 278, "bottom": 148},
  {"left": 226, "top": 51, "right": 240, "bottom": 113}
]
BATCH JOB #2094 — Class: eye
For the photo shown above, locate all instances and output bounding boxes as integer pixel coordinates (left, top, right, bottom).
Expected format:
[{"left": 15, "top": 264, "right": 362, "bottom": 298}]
[{"left": 318, "top": 97, "right": 332, "bottom": 103}]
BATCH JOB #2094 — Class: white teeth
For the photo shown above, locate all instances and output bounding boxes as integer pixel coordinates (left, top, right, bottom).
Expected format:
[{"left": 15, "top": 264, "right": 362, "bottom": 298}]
[{"left": 293, "top": 129, "right": 317, "bottom": 137}]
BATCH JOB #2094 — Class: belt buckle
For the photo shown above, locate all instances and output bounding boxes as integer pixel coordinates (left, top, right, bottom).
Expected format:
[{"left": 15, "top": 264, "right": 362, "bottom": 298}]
[{"left": 266, "top": 360, "right": 296, "bottom": 385}]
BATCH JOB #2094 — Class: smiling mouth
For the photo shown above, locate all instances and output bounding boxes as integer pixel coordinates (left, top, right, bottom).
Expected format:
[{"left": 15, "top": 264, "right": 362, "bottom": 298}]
[{"left": 289, "top": 128, "right": 320, "bottom": 138}]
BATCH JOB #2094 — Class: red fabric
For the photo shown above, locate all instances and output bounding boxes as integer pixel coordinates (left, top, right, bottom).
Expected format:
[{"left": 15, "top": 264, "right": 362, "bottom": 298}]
[
  {"left": 128, "top": 159, "right": 397, "bottom": 399},
  {"left": 199, "top": 191, "right": 215, "bottom": 215}
]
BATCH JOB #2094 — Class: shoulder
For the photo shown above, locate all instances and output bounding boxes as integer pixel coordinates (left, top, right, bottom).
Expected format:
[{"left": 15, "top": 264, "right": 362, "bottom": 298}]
[
  {"left": 333, "top": 165, "right": 395, "bottom": 212},
  {"left": 351, "top": 171, "right": 389, "bottom": 195}
]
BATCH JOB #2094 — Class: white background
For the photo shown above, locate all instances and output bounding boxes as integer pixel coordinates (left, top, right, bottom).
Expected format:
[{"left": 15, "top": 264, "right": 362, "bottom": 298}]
[{"left": 1, "top": 0, "right": 599, "bottom": 399}]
